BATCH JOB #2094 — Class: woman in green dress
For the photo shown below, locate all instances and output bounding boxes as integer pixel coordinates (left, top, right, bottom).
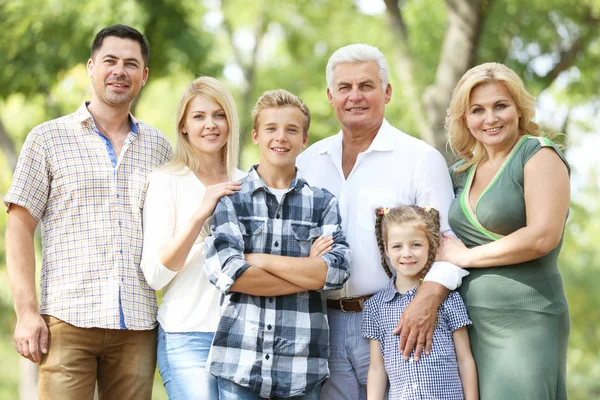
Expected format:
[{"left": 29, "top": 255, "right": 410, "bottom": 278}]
[{"left": 439, "top": 63, "right": 570, "bottom": 400}]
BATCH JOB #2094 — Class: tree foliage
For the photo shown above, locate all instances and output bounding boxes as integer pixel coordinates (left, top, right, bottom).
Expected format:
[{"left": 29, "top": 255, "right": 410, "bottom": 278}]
[{"left": 1, "top": 1, "right": 599, "bottom": 398}]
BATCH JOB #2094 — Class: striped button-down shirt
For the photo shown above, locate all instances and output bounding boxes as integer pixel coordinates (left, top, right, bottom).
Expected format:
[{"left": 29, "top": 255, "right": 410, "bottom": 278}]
[
  {"left": 362, "top": 279, "right": 472, "bottom": 400},
  {"left": 204, "top": 166, "right": 351, "bottom": 398},
  {"left": 4, "top": 103, "right": 172, "bottom": 330}
]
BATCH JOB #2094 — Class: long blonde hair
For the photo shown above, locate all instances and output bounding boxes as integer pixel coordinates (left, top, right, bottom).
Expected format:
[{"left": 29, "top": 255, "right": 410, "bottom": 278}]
[
  {"left": 161, "top": 76, "right": 240, "bottom": 178},
  {"left": 446, "top": 63, "right": 541, "bottom": 173}
]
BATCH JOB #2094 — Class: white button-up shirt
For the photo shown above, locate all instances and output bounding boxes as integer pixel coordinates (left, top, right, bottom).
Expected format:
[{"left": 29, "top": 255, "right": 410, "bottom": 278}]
[{"left": 297, "top": 119, "right": 467, "bottom": 299}]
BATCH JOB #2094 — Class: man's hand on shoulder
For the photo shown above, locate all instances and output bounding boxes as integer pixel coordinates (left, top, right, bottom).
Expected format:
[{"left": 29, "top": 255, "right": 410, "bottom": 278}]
[
  {"left": 14, "top": 311, "right": 48, "bottom": 364},
  {"left": 393, "top": 281, "right": 448, "bottom": 361}
]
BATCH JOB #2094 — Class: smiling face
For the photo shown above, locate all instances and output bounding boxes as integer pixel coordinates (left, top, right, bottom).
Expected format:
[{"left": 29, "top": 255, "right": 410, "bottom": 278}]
[
  {"left": 385, "top": 223, "right": 429, "bottom": 285},
  {"left": 252, "top": 106, "right": 308, "bottom": 174},
  {"left": 327, "top": 61, "right": 391, "bottom": 134},
  {"left": 87, "top": 36, "right": 148, "bottom": 108},
  {"left": 465, "top": 82, "right": 522, "bottom": 153},
  {"left": 182, "top": 95, "right": 229, "bottom": 157}
]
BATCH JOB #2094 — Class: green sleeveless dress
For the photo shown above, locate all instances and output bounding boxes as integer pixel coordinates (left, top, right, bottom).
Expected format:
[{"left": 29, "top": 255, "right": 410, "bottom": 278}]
[{"left": 448, "top": 136, "right": 570, "bottom": 400}]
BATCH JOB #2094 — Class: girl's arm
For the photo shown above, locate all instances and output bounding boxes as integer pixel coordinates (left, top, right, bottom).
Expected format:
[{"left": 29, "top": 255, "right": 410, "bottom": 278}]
[
  {"left": 439, "top": 148, "right": 569, "bottom": 268},
  {"left": 453, "top": 327, "right": 478, "bottom": 400},
  {"left": 367, "top": 339, "right": 388, "bottom": 400}
]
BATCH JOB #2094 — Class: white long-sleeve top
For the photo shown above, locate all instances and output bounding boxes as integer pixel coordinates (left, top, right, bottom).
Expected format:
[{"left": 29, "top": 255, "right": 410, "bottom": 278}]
[{"left": 141, "top": 166, "right": 246, "bottom": 332}]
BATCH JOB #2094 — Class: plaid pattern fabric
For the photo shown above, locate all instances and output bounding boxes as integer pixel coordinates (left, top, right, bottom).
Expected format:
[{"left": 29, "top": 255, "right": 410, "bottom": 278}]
[
  {"left": 4, "top": 103, "right": 172, "bottom": 330},
  {"left": 204, "top": 166, "right": 351, "bottom": 398},
  {"left": 362, "top": 279, "right": 472, "bottom": 400}
]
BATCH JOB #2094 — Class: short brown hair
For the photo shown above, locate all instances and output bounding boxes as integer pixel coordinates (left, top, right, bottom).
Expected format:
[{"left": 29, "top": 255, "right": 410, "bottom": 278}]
[{"left": 252, "top": 89, "right": 311, "bottom": 135}]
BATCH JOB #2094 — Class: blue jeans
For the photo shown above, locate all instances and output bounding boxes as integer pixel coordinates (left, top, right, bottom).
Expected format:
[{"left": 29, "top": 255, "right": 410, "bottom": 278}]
[
  {"left": 218, "top": 378, "right": 321, "bottom": 399},
  {"left": 157, "top": 324, "right": 218, "bottom": 400},
  {"left": 320, "top": 309, "right": 370, "bottom": 400}
]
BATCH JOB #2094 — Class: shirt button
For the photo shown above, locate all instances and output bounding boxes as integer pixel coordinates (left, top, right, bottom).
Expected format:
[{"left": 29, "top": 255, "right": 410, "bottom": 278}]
[
  {"left": 118, "top": 221, "right": 122, "bottom": 226},
  {"left": 276, "top": 214, "right": 280, "bottom": 219},
  {"left": 119, "top": 249, "right": 123, "bottom": 255},
  {"left": 116, "top": 194, "right": 120, "bottom": 198},
  {"left": 265, "top": 354, "right": 270, "bottom": 360},
  {"left": 267, "top": 324, "right": 272, "bottom": 330},
  {"left": 413, "top": 383, "right": 418, "bottom": 389},
  {"left": 268, "top": 298, "right": 273, "bottom": 303},
  {"left": 274, "top": 241, "right": 279, "bottom": 248}
]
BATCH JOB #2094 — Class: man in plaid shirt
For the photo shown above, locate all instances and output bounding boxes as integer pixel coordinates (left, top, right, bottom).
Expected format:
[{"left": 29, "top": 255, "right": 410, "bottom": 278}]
[
  {"left": 5, "top": 25, "right": 171, "bottom": 399},
  {"left": 204, "top": 89, "right": 351, "bottom": 399}
]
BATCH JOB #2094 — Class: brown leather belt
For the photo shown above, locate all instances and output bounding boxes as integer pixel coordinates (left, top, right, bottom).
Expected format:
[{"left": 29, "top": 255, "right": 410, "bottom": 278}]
[{"left": 327, "top": 295, "right": 373, "bottom": 312}]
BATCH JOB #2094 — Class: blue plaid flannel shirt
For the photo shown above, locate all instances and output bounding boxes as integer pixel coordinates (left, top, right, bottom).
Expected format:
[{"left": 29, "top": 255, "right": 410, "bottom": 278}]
[{"left": 204, "top": 166, "right": 351, "bottom": 398}]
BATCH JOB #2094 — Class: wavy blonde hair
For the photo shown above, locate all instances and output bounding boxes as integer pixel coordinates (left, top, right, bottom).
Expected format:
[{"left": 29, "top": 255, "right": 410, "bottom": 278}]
[
  {"left": 161, "top": 76, "right": 240, "bottom": 178},
  {"left": 446, "top": 63, "right": 542, "bottom": 173}
]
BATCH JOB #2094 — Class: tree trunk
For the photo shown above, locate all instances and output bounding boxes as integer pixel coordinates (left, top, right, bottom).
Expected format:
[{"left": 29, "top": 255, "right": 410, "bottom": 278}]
[
  {"left": 19, "top": 359, "right": 37, "bottom": 400},
  {"left": 0, "top": 115, "right": 18, "bottom": 171},
  {"left": 421, "top": 0, "right": 493, "bottom": 161}
]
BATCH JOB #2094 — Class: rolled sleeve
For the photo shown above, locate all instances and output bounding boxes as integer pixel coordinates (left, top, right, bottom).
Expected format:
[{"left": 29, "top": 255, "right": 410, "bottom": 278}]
[
  {"left": 423, "top": 261, "right": 468, "bottom": 290},
  {"left": 4, "top": 128, "right": 50, "bottom": 219},
  {"left": 203, "top": 197, "right": 251, "bottom": 294},
  {"left": 361, "top": 298, "right": 382, "bottom": 341},
  {"left": 319, "top": 196, "right": 351, "bottom": 291}
]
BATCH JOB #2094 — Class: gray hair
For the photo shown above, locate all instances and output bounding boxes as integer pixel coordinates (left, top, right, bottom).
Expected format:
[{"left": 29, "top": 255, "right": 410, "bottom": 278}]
[{"left": 326, "top": 44, "right": 390, "bottom": 90}]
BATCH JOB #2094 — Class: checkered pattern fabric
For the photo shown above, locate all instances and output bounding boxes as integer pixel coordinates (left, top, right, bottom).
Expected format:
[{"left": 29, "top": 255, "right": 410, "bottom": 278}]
[
  {"left": 4, "top": 103, "right": 172, "bottom": 329},
  {"left": 362, "top": 278, "right": 472, "bottom": 400},
  {"left": 204, "top": 166, "right": 351, "bottom": 398}
]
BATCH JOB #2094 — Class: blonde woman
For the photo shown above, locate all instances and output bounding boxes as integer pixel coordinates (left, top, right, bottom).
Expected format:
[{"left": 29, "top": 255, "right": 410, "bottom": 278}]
[
  {"left": 141, "top": 77, "right": 245, "bottom": 399},
  {"left": 440, "top": 63, "right": 570, "bottom": 399}
]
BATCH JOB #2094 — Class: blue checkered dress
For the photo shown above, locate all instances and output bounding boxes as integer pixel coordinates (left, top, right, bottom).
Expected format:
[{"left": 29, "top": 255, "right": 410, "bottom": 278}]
[
  {"left": 362, "top": 278, "right": 472, "bottom": 399},
  {"left": 204, "top": 166, "right": 351, "bottom": 398}
]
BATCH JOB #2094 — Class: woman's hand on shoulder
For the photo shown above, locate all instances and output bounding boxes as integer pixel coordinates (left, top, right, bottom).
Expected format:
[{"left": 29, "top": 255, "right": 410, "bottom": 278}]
[
  {"left": 195, "top": 180, "right": 242, "bottom": 222},
  {"left": 437, "top": 233, "right": 471, "bottom": 268}
]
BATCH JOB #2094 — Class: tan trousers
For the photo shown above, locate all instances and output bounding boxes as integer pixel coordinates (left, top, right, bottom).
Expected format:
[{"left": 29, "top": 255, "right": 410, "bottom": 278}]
[{"left": 38, "top": 316, "right": 157, "bottom": 400}]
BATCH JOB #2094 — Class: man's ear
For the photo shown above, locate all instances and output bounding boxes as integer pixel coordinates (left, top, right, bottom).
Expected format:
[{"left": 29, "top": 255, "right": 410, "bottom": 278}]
[
  {"left": 142, "top": 67, "right": 149, "bottom": 87},
  {"left": 327, "top": 88, "right": 334, "bottom": 107},
  {"left": 87, "top": 58, "right": 94, "bottom": 77},
  {"left": 252, "top": 129, "right": 259, "bottom": 145},
  {"left": 384, "top": 84, "right": 392, "bottom": 104},
  {"left": 302, "top": 132, "right": 309, "bottom": 149}
]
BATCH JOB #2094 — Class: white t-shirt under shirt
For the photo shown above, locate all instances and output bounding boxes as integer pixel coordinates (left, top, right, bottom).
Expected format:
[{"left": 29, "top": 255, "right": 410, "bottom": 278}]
[
  {"left": 297, "top": 119, "right": 467, "bottom": 299},
  {"left": 141, "top": 166, "right": 247, "bottom": 332}
]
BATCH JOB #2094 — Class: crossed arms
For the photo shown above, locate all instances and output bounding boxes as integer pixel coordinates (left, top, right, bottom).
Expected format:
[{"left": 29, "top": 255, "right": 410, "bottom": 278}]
[{"left": 204, "top": 195, "right": 351, "bottom": 296}]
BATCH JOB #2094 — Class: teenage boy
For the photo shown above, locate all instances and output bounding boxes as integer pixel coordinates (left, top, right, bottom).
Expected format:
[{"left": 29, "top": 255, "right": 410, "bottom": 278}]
[{"left": 204, "top": 89, "right": 351, "bottom": 399}]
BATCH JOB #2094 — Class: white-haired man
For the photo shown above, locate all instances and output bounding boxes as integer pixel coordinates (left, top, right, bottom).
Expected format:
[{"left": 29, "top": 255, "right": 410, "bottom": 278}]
[{"left": 297, "top": 44, "right": 467, "bottom": 399}]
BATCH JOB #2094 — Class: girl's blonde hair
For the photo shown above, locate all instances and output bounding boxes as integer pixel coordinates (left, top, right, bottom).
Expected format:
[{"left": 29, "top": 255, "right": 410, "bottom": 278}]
[
  {"left": 161, "top": 76, "right": 240, "bottom": 178},
  {"left": 445, "top": 62, "right": 542, "bottom": 173},
  {"left": 374, "top": 206, "right": 441, "bottom": 280}
]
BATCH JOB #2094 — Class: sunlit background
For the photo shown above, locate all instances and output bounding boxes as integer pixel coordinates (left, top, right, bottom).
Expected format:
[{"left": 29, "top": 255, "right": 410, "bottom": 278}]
[{"left": 1, "top": 0, "right": 598, "bottom": 398}]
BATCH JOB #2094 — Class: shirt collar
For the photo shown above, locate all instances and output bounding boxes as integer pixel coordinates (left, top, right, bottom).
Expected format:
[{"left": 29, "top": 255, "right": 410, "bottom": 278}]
[
  {"left": 246, "top": 165, "right": 306, "bottom": 195},
  {"left": 317, "top": 118, "right": 396, "bottom": 156},
  {"left": 382, "top": 276, "right": 419, "bottom": 303},
  {"left": 75, "top": 102, "right": 139, "bottom": 136}
]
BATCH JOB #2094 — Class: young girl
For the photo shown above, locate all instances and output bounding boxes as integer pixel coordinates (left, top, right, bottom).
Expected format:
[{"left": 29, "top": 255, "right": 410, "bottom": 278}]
[{"left": 362, "top": 206, "right": 478, "bottom": 400}]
